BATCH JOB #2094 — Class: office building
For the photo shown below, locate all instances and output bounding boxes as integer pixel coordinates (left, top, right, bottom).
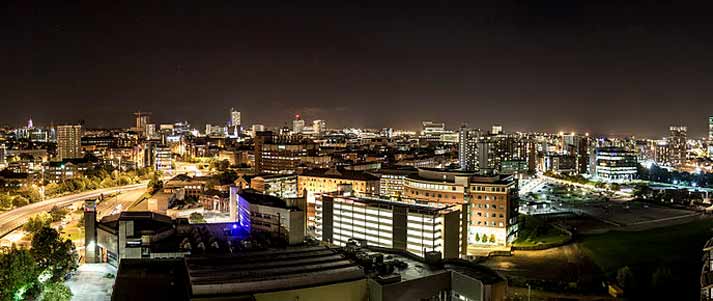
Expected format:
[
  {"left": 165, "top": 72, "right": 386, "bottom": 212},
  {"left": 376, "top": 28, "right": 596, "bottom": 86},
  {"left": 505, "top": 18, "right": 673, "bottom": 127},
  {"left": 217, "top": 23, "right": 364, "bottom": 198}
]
[
  {"left": 669, "top": 126, "right": 687, "bottom": 165},
  {"left": 420, "top": 121, "right": 451, "bottom": 141},
  {"left": 254, "top": 131, "right": 319, "bottom": 174},
  {"left": 250, "top": 174, "right": 298, "bottom": 198},
  {"left": 56, "top": 124, "right": 82, "bottom": 160},
  {"left": 0, "top": 143, "right": 6, "bottom": 167},
  {"left": 182, "top": 246, "right": 368, "bottom": 301},
  {"left": 251, "top": 124, "right": 265, "bottom": 132},
  {"left": 313, "top": 119, "right": 326, "bottom": 134},
  {"left": 371, "top": 166, "right": 418, "bottom": 199},
  {"left": 292, "top": 114, "right": 305, "bottom": 134},
  {"left": 403, "top": 168, "right": 519, "bottom": 246},
  {"left": 134, "top": 111, "right": 151, "bottom": 135},
  {"left": 231, "top": 189, "right": 306, "bottom": 245},
  {"left": 316, "top": 192, "right": 468, "bottom": 259},
  {"left": 298, "top": 168, "right": 380, "bottom": 227},
  {"left": 594, "top": 147, "right": 638, "bottom": 182},
  {"left": 153, "top": 146, "right": 172, "bottom": 171},
  {"left": 112, "top": 244, "right": 507, "bottom": 301},
  {"left": 709, "top": 117, "right": 713, "bottom": 159},
  {"left": 173, "top": 121, "right": 191, "bottom": 135},
  {"left": 542, "top": 153, "right": 576, "bottom": 174},
  {"left": 561, "top": 133, "right": 591, "bottom": 175},
  {"left": 145, "top": 123, "right": 156, "bottom": 138}
]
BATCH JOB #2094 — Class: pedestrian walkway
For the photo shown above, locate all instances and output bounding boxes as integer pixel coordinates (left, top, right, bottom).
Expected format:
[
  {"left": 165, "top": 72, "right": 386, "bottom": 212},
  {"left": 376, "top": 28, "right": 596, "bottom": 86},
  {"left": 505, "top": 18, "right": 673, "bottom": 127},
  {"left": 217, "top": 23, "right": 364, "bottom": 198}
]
[{"left": 65, "top": 263, "right": 116, "bottom": 301}]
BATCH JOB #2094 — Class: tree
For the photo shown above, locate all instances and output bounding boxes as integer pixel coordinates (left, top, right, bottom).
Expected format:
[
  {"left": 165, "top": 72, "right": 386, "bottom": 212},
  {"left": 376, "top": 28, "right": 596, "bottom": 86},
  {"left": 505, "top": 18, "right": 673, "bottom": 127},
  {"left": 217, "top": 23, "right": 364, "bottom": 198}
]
[
  {"left": 474, "top": 233, "right": 480, "bottom": 242},
  {"left": 0, "top": 195, "right": 12, "bottom": 209},
  {"left": 489, "top": 234, "right": 496, "bottom": 243},
  {"left": 118, "top": 175, "right": 132, "bottom": 186},
  {"left": 49, "top": 207, "right": 69, "bottom": 223},
  {"left": 19, "top": 186, "right": 42, "bottom": 203},
  {"left": 481, "top": 233, "right": 488, "bottom": 243},
  {"left": 189, "top": 212, "right": 206, "bottom": 224},
  {"left": 609, "top": 183, "right": 621, "bottom": 191},
  {"left": 12, "top": 196, "right": 29, "bottom": 208},
  {"left": 30, "top": 227, "right": 78, "bottom": 282},
  {"left": 23, "top": 213, "right": 52, "bottom": 234},
  {"left": 40, "top": 282, "right": 72, "bottom": 301},
  {"left": 633, "top": 184, "right": 653, "bottom": 200},
  {"left": 651, "top": 266, "right": 673, "bottom": 296},
  {"left": 0, "top": 247, "right": 39, "bottom": 301},
  {"left": 148, "top": 173, "right": 163, "bottom": 193},
  {"left": 44, "top": 183, "right": 63, "bottom": 197},
  {"left": 216, "top": 170, "right": 239, "bottom": 185},
  {"left": 616, "top": 266, "right": 635, "bottom": 292}
]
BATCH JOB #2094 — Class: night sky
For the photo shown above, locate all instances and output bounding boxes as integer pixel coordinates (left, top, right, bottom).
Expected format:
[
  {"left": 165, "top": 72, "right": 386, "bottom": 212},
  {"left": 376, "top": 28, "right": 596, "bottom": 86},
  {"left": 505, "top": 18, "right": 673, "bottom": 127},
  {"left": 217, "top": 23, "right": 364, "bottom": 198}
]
[{"left": 2, "top": 2, "right": 713, "bottom": 137}]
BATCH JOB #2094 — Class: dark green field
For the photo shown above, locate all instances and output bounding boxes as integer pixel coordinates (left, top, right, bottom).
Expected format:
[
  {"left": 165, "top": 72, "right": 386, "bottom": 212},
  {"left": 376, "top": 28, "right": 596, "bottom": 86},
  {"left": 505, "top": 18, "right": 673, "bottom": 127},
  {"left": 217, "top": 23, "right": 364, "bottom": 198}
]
[{"left": 580, "top": 217, "right": 713, "bottom": 299}]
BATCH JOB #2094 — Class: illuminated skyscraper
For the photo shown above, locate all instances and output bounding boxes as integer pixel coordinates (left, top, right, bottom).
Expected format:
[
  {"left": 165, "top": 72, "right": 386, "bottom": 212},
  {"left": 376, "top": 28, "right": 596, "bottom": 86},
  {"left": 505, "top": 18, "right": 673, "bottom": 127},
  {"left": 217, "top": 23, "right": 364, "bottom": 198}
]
[
  {"left": 313, "top": 119, "right": 326, "bottom": 134},
  {"left": 669, "top": 126, "right": 687, "bottom": 165},
  {"left": 0, "top": 143, "right": 6, "bottom": 166},
  {"left": 56, "top": 124, "right": 82, "bottom": 160},
  {"left": 458, "top": 126, "right": 480, "bottom": 171},
  {"left": 292, "top": 114, "right": 305, "bottom": 134},
  {"left": 134, "top": 111, "right": 151, "bottom": 136},
  {"left": 708, "top": 116, "right": 713, "bottom": 159},
  {"left": 230, "top": 108, "right": 241, "bottom": 127}
]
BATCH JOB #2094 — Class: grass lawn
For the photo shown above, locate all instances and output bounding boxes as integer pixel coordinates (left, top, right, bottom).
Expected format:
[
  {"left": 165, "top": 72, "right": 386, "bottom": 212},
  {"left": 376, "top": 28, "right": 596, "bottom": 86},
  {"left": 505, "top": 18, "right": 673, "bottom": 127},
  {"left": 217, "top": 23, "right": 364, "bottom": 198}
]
[
  {"left": 513, "top": 224, "right": 570, "bottom": 247},
  {"left": 581, "top": 218, "right": 713, "bottom": 272},
  {"left": 61, "top": 225, "right": 84, "bottom": 242},
  {"left": 580, "top": 217, "right": 713, "bottom": 299}
]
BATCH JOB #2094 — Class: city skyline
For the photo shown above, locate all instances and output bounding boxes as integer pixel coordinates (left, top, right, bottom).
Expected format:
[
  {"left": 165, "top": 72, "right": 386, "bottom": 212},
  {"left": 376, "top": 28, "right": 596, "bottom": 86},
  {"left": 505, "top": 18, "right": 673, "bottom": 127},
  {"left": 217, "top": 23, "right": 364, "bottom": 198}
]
[
  {"left": 4, "top": 110, "right": 713, "bottom": 139},
  {"left": 3, "top": 2, "right": 713, "bottom": 137}
]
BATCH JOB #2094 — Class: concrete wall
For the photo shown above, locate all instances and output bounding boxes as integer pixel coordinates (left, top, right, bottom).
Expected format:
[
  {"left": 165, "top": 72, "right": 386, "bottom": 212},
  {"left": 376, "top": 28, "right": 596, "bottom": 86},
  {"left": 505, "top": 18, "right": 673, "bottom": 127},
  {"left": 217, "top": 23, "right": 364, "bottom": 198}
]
[
  {"left": 254, "top": 279, "right": 368, "bottom": 301},
  {"left": 289, "top": 211, "right": 305, "bottom": 245},
  {"left": 369, "top": 271, "right": 451, "bottom": 301}
]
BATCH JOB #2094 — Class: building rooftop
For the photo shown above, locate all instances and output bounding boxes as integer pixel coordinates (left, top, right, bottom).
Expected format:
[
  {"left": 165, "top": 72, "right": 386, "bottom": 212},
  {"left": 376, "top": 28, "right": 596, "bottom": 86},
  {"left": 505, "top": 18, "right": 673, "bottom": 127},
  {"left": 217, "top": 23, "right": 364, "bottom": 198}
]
[
  {"left": 238, "top": 189, "right": 298, "bottom": 209},
  {"left": 299, "top": 167, "right": 380, "bottom": 181},
  {"left": 324, "top": 192, "right": 459, "bottom": 215},
  {"left": 113, "top": 259, "right": 190, "bottom": 301},
  {"left": 185, "top": 246, "right": 366, "bottom": 297},
  {"left": 252, "top": 173, "right": 298, "bottom": 180},
  {"left": 98, "top": 211, "right": 174, "bottom": 235},
  {"left": 408, "top": 167, "right": 516, "bottom": 185}
]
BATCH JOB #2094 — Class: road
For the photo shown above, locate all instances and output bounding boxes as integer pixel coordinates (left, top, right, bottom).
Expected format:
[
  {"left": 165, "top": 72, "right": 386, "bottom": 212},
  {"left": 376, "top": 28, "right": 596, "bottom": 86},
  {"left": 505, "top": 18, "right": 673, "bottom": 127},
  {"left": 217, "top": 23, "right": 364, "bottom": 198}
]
[{"left": 0, "top": 183, "right": 147, "bottom": 238}]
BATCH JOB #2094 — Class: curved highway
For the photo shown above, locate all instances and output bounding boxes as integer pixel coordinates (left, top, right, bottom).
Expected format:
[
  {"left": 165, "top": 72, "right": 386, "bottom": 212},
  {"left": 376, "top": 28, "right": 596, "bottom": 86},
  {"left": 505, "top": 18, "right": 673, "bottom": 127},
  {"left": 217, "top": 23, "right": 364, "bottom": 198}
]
[{"left": 0, "top": 183, "right": 147, "bottom": 238}]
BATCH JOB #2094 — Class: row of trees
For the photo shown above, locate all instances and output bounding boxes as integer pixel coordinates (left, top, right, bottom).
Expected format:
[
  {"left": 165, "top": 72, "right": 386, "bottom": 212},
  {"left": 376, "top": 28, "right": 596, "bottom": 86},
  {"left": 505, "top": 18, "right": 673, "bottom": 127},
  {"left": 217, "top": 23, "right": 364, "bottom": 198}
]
[
  {"left": 0, "top": 225, "right": 77, "bottom": 301},
  {"left": 543, "top": 171, "right": 622, "bottom": 191},
  {"left": 633, "top": 184, "right": 705, "bottom": 206},
  {"left": 616, "top": 265, "right": 675, "bottom": 299},
  {"left": 638, "top": 163, "right": 713, "bottom": 188}
]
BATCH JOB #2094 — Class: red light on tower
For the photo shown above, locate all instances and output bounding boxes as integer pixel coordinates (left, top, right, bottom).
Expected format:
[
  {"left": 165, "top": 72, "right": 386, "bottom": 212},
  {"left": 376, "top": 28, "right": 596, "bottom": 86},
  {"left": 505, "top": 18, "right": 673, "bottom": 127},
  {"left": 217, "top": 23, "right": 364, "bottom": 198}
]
[{"left": 295, "top": 114, "right": 301, "bottom": 120}]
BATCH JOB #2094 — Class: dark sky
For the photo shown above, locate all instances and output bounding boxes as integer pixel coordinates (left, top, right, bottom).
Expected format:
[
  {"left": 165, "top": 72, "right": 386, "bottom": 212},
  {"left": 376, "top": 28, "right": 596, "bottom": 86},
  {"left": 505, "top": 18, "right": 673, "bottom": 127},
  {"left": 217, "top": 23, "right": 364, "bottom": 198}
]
[{"left": 2, "top": 2, "right": 713, "bottom": 137}]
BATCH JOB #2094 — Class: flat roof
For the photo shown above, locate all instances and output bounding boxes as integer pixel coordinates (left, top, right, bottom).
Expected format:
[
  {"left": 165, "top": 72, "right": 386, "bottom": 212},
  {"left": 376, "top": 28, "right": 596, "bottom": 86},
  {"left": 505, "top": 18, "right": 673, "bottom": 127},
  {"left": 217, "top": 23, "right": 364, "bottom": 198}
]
[
  {"left": 363, "top": 247, "right": 505, "bottom": 285},
  {"left": 113, "top": 259, "right": 190, "bottom": 301},
  {"left": 186, "top": 246, "right": 366, "bottom": 297},
  {"left": 299, "top": 168, "right": 380, "bottom": 181},
  {"left": 323, "top": 193, "right": 459, "bottom": 215}
]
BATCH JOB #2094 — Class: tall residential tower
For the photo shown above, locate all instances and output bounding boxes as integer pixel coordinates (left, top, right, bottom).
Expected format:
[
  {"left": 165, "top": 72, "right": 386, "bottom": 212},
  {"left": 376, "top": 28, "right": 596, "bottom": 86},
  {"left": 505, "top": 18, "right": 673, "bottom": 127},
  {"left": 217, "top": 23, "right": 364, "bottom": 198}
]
[{"left": 56, "top": 124, "right": 82, "bottom": 160}]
